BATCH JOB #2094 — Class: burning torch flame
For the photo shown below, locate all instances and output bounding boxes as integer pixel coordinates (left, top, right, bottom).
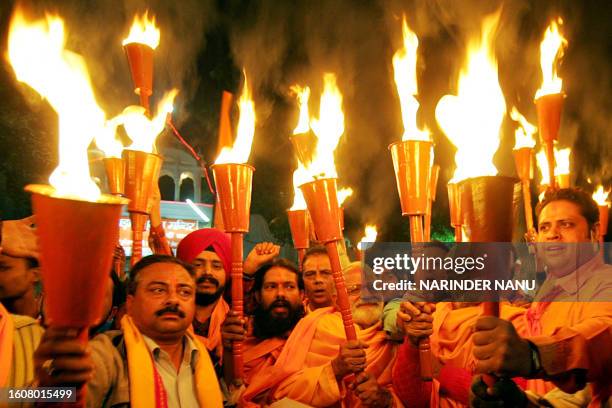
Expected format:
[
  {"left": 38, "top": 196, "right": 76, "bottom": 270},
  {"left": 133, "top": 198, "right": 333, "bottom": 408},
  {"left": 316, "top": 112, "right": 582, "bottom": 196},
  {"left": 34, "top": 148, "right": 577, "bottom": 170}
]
[
  {"left": 337, "top": 187, "right": 353, "bottom": 206},
  {"left": 510, "top": 107, "right": 537, "bottom": 149},
  {"left": 358, "top": 224, "right": 378, "bottom": 251},
  {"left": 392, "top": 15, "right": 430, "bottom": 141},
  {"left": 290, "top": 164, "right": 309, "bottom": 211},
  {"left": 306, "top": 73, "right": 345, "bottom": 180},
  {"left": 535, "top": 18, "right": 567, "bottom": 99},
  {"left": 291, "top": 85, "right": 311, "bottom": 135},
  {"left": 593, "top": 185, "right": 610, "bottom": 207},
  {"left": 8, "top": 10, "right": 105, "bottom": 200},
  {"left": 435, "top": 12, "right": 506, "bottom": 183},
  {"left": 122, "top": 11, "right": 160, "bottom": 49},
  {"left": 536, "top": 146, "right": 571, "bottom": 185},
  {"left": 215, "top": 71, "right": 255, "bottom": 164},
  {"left": 115, "top": 89, "right": 177, "bottom": 153}
]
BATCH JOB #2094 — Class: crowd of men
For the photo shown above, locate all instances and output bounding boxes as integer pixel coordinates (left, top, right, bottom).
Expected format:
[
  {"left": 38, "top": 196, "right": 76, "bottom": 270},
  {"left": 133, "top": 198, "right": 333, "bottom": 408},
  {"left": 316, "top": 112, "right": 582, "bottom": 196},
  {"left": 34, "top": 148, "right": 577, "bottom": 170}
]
[{"left": 0, "top": 187, "right": 610, "bottom": 407}]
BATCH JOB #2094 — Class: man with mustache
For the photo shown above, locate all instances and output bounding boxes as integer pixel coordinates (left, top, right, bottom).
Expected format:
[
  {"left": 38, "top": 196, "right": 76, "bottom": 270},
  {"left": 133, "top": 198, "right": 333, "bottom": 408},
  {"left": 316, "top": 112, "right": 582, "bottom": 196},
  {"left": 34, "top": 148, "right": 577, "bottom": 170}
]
[
  {"left": 177, "top": 228, "right": 279, "bottom": 367},
  {"left": 470, "top": 188, "right": 612, "bottom": 407},
  {"left": 33, "top": 254, "right": 223, "bottom": 407},
  {"left": 301, "top": 246, "right": 336, "bottom": 311},
  {"left": 226, "top": 260, "right": 401, "bottom": 407}
]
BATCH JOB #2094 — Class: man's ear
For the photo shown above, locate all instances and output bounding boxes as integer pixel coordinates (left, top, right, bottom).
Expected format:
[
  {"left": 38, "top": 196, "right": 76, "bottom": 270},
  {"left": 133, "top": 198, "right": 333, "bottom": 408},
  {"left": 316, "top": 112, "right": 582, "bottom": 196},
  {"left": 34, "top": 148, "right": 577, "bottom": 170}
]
[
  {"left": 299, "top": 289, "right": 305, "bottom": 302},
  {"left": 126, "top": 294, "right": 134, "bottom": 315},
  {"left": 29, "top": 266, "right": 40, "bottom": 284}
]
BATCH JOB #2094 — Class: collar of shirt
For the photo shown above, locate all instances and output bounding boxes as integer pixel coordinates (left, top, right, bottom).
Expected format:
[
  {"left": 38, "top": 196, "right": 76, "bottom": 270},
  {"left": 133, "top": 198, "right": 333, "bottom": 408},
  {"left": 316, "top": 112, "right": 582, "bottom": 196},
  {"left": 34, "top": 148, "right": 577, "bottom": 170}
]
[
  {"left": 544, "top": 253, "right": 603, "bottom": 297},
  {"left": 142, "top": 333, "right": 199, "bottom": 368}
]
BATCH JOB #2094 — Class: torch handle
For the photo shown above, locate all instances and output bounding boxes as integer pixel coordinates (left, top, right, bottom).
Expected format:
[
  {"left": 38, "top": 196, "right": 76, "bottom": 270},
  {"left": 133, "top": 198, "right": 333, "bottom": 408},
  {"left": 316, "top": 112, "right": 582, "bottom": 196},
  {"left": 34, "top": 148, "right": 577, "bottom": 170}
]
[
  {"left": 454, "top": 226, "right": 462, "bottom": 243},
  {"left": 131, "top": 230, "right": 143, "bottom": 266},
  {"left": 522, "top": 180, "right": 535, "bottom": 233},
  {"left": 424, "top": 207, "right": 432, "bottom": 242},
  {"left": 545, "top": 142, "right": 556, "bottom": 189},
  {"left": 409, "top": 215, "right": 425, "bottom": 243},
  {"left": 297, "top": 248, "right": 307, "bottom": 270},
  {"left": 139, "top": 93, "right": 150, "bottom": 116},
  {"left": 482, "top": 302, "right": 500, "bottom": 388},
  {"left": 324, "top": 241, "right": 357, "bottom": 341},
  {"left": 409, "top": 215, "right": 433, "bottom": 380},
  {"left": 230, "top": 233, "right": 244, "bottom": 383}
]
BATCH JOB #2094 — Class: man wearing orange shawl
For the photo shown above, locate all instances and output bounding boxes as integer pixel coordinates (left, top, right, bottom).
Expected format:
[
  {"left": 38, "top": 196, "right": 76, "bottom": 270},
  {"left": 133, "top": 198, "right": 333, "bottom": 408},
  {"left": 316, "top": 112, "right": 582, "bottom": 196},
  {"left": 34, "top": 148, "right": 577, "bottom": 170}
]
[
  {"left": 470, "top": 188, "right": 612, "bottom": 407},
  {"left": 177, "top": 228, "right": 279, "bottom": 368},
  {"left": 227, "top": 261, "right": 402, "bottom": 407},
  {"left": 34, "top": 255, "right": 223, "bottom": 407}
]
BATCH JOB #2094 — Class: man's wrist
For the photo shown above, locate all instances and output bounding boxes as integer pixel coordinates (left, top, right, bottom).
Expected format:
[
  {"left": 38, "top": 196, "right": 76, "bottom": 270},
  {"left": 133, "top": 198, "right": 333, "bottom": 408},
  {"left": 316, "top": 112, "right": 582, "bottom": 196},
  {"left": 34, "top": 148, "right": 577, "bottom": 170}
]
[{"left": 527, "top": 340, "right": 543, "bottom": 378}]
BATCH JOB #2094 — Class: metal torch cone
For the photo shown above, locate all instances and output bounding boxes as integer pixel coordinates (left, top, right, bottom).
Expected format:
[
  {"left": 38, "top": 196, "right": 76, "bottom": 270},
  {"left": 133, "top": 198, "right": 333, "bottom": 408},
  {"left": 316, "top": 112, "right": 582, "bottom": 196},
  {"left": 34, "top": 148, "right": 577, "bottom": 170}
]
[
  {"left": 290, "top": 130, "right": 317, "bottom": 169},
  {"left": 211, "top": 163, "right": 254, "bottom": 385},
  {"left": 287, "top": 209, "right": 310, "bottom": 268},
  {"left": 26, "top": 184, "right": 128, "bottom": 406},
  {"left": 124, "top": 43, "right": 154, "bottom": 112},
  {"left": 535, "top": 93, "right": 565, "bottom": 188},
  {"left": 513, "top": 148, "right": 535, "bottom": 235},
  {"left": 556, "top": 174, "right": 570, "bottom": 189},
  {"left": 389, "top": 139, "right": 434, "bottom": 380},
  {"left": 300, "top": 178, "right": 357, "bottom": 342},
  {"left": 123, "top": 150, "right": 163, "bottom": 265},
  {"left": 104, "top": 157, "right": 126, "bottom": 196}
]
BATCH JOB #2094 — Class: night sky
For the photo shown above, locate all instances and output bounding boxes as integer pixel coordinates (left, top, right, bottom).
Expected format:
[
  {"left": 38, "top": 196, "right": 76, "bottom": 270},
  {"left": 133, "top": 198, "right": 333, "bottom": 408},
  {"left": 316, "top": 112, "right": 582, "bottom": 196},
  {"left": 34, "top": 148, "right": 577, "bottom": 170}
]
[{"left": 0, "top": 0, "right": 610, "bottom": 244}]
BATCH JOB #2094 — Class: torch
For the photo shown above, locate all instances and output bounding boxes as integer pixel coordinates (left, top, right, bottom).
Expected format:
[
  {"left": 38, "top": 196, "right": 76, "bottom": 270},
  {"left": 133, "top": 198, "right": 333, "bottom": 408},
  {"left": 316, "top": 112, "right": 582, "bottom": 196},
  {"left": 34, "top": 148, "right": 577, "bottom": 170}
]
[
  {"left": 213, "top": 71, "right": 256, "bottom": 384},
  {"left": 434, "top": 11, "right": 510, "bottom": 387},
  {"left": 510, "top": 107, "right": 537, "bottom": 238},
  {"left": 389, "top": 139, "right": 433, "bottom": 380},
  {"left": 356, "top": 225, "right": 377, "bottom": 262},
  {"left": 123, "top": 149, "right": 162, "bottom": 265},
  {"left": 448, "top": 183, "right": 463, "bottom": 242},
  {"left": 8, "top": 10, "right": 130, "bottom": 405},
  {"left": 534, "top": 18, "right": 567, "bottom": 190},
  {"left": 287, "top": 209, "right": 310, "bottom": 267},
  {"left": 425, "top": 165, "right": 440, "bottom": 241},
  {"left": 123, "top": 12, "right": 160, "bottom": 113}
]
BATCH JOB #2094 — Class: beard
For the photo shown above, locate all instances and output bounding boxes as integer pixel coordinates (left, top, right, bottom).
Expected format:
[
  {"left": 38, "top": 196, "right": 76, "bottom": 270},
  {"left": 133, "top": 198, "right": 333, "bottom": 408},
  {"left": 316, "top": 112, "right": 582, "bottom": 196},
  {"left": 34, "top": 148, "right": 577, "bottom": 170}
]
[
  {"left": 253, "top": 299, "right": 305, "bottom": 339},
  {"left": 352, "top": 301, "right": 384, "bottom": 329},
  {"left": 195, "top": 275, "right": 225, "bottom": 306}
]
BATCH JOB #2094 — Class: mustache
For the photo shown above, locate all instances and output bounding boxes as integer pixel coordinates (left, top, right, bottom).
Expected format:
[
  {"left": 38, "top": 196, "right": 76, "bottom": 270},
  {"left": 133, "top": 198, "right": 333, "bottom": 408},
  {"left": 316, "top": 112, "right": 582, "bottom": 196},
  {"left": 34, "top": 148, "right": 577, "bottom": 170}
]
[
  {"left": 268, "top": 299, "right": 291, "bottom": 310},
  {"left": 196, "top": 275, "right": 219, "bottom": 287},
  {"left": 155, "top": 305, "right": 186, "bottom": 318}
]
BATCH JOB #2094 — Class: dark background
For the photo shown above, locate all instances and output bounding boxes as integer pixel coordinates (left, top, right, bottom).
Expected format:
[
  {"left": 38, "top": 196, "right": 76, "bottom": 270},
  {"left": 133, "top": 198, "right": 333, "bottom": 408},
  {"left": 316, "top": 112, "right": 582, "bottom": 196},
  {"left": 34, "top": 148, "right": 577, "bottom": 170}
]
[{"left": 0, "top": 0, "right": 610, "bottom": 244}]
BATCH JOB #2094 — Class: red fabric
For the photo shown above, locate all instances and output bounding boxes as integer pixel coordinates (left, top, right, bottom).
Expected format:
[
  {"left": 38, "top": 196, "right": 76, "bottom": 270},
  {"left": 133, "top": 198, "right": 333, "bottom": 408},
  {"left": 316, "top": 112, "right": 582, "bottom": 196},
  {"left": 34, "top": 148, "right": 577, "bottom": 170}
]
[
  {"left": 176, "top": 228, "right": 231, "bottom": 279},
  {"left": 392, "top": 340, "right": 432, "bottom": 408},
  {"left": 438, "top": 364, "right": 471, "bottom": 405}
]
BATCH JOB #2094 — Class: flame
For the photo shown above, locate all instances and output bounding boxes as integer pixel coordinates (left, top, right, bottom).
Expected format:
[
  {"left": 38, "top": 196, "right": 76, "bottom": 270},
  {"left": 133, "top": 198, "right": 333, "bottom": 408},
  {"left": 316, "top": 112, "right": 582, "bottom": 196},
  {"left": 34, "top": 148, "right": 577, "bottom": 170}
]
[
  {"left": 337, "top": 187, "right": 353, "bottom": 206},
  {"left": 95, "top": 116, "right": 125, "bottom": 158},
  {"left": 535, "top": 19, "right": 567, "bottom": 99},
  {"left": 358, "top": 224, "right": 378, "bottom": 250},
  {"left": 290, "top": 164, "right": 309, "bottom": 210},
  {"left": 510, "top": 107, "right": 537, "bottom": 149},
  {"left": 111, "top": 89, "right": 177, "bottom": 153},
  {"left": 8, "top": 9, "right": 106, "bottom": 200},
  {"left": 536, "top": 146, "right": 571, "bottom": 184},
  {"left": 215, "top": 71, "right": 256, "bottom": 164},
  {"left": 592, "top": 185, "right": 610, "bottom": 207},
  {"left": 291, "top": 85, "right": 311, "bottom": 134},
  {"left": 305, "top": 73, "right": 344, "bottom": 180},
  {"left": 392, "top": 16, "right": 430, "bottom": 141},
  {"left": 122, "top": 11, "right": 160, "bottom": 49},
  {"left": 435, "top": 12, "right": 506, "bottom": 183}
]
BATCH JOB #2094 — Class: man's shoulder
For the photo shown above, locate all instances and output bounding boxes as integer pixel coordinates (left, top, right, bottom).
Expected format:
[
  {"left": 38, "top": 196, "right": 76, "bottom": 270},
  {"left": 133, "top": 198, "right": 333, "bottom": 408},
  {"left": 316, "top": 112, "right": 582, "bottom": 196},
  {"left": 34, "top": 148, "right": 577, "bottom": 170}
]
[
  {"left": 90, "top": 330, "right": 125, "bottom": 356},
  {"left": 11, "top": 314, "right": 43, "bottom": 332}
]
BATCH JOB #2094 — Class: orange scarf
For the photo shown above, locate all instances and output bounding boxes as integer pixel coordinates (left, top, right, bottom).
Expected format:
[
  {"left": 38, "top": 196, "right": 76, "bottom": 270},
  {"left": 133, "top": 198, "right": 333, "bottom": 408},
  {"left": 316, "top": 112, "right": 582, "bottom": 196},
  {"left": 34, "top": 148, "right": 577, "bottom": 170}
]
[
  {"left": 121, "top": 315, "right": 223, "bottom": 408},
  {"left": 196, "top": 298, "right": 230, "bottom": 359},
  {"left": 0, "top": 304, "right": 14, "bottom": 387}
]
